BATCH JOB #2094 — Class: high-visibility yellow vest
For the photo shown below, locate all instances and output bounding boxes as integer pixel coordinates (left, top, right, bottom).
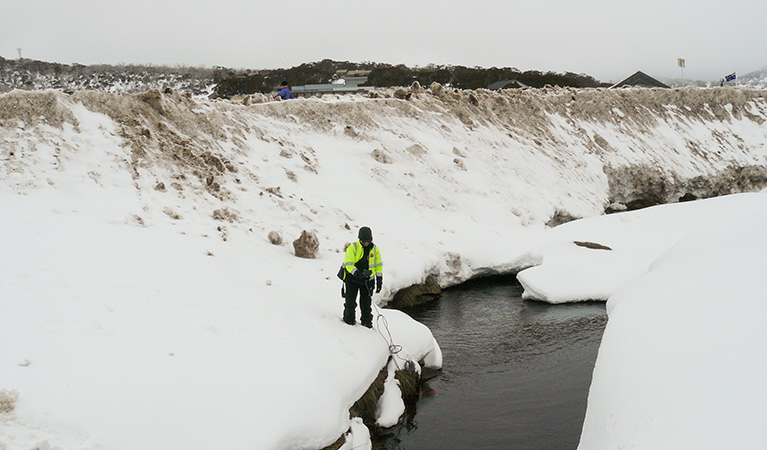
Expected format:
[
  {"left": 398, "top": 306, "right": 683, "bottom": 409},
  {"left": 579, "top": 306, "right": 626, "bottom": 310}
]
[{"left": 342, "top": 241, "right": 382, "bottom": 281}]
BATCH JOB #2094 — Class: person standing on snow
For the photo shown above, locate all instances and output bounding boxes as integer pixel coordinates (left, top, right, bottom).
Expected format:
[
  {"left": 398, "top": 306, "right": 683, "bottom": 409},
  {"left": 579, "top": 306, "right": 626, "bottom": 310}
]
[
  {"left": 341, "top": 226, "right": 383, "bottom": 328},
  {"left": 273, "top": 81, "right": 294, "bottom": 100}
]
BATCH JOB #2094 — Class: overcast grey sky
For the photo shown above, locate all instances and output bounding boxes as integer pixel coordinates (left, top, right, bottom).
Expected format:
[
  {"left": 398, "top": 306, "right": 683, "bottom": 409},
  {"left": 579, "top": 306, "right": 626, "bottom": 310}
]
[{"left": 3, "top": 0, "right": 766, "bottom": 82}]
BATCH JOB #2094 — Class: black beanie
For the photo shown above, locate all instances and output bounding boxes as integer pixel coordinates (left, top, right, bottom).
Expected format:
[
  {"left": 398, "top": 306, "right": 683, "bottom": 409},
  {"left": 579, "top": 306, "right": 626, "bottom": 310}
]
[{"left": 358, "top": 226, "right": 373, "bottom": 241}]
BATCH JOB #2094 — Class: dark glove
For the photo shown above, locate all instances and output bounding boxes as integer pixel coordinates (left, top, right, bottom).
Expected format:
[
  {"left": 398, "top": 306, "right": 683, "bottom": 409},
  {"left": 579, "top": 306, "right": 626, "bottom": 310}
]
[
  {"left": 375, "top": 275, "right": 383, "bottom": 293},
  {"left": 357, "top": 269, "right": 372, "bottom": 280},
  {"left": 367, "top": 279, "right": 375, "bottom": 293}
]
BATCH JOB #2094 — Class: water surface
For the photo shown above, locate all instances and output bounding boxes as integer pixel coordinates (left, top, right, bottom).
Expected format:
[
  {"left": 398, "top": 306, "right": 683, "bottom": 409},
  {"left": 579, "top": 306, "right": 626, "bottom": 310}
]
[{"left": 379, "top": 276, "right": 607, "bottom": 450}]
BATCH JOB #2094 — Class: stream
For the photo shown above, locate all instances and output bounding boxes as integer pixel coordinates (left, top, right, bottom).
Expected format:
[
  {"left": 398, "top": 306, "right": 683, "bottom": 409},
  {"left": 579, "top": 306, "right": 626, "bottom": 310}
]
[{"left": 378, "top": 276, "right": 607, "bottom": 450}]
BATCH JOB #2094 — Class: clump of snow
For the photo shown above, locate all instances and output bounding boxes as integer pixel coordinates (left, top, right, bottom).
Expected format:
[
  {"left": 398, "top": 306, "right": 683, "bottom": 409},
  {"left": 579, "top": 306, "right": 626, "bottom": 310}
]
[
  {"left": 375, "top": 360, "right": 406, "bottom": 428},
  {"left": 338, "top": 417, "right": 371, "bottom": 450},
  {"left": 374, "top": 309, "right": 443, "bottom": 370}
]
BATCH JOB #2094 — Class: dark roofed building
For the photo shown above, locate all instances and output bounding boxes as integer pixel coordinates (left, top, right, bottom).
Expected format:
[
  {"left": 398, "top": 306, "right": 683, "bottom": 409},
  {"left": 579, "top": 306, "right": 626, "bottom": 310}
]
[
  {"left": 488, "top": 79, "right": 529, "bottom": 90},
  {"left": 611, "top": 71, "right": 670, "bottom": 89}
]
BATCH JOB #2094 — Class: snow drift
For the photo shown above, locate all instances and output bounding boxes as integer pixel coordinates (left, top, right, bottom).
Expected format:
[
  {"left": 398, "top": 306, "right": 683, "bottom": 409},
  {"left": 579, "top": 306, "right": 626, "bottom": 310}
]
[
  {"left": 2, "top": 84, "right": 767, "bottom": 449},
  {"left": 576, "top": 193, "right": 767, "bottom": 449}
]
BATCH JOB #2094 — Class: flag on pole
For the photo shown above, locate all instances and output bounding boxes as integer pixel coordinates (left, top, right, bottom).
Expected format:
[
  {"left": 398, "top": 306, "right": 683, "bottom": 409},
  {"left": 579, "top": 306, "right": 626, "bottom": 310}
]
[{"left": 724, "top": 72, "right": 736, "bottom": 82}]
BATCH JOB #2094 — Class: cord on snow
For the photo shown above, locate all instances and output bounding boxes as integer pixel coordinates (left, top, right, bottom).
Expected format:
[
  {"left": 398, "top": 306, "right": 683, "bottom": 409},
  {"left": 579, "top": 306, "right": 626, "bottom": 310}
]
[{"left": 372, "top": 300, "right": 410, "bottom": 371}]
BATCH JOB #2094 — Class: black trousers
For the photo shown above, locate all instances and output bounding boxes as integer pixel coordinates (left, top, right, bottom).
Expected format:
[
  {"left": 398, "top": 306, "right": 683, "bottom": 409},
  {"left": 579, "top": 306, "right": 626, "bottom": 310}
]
[{"left": 343, "top": 280, "right": 373, "bottom": 327}]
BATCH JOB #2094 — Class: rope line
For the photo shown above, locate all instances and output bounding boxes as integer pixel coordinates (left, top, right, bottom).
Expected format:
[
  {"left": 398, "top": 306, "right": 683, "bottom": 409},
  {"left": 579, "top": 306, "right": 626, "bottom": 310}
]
[{"left": 372, "top": 299, "right": 411, "bottom": 371}]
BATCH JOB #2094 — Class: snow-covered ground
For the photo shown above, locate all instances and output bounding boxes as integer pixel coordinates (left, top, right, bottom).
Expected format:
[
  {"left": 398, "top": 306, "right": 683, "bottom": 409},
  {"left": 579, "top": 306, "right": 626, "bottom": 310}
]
[
  {"left": 577, "top": 192, "right": 767, "bottom": 449},
  {"left": 737, "top": 66, "right": 767, "bottom": 89},
  {"left": 0, "top": 60, "right": 216, "bottom": 96},
  {"left": 2, "top": 86, "right": 767, "bottom": 449},
  {"left": 516, "top": 193, "right": 767, "bottom": 303}
]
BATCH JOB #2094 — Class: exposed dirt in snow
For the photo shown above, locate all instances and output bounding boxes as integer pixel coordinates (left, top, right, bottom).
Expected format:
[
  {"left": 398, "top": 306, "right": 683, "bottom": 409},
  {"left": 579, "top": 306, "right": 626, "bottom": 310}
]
[{"left": 3, "top": 85, "right": 767, "bottom": 235}]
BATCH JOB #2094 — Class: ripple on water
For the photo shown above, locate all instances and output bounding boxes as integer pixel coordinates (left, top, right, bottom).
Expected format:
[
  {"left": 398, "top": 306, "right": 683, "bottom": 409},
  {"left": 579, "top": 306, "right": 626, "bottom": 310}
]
[{"left": 377, "top": 277, "right": 607, "bottom": 450}]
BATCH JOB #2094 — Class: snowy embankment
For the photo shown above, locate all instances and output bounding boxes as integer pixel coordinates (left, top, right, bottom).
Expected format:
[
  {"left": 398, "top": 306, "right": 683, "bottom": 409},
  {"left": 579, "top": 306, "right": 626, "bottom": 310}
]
[
  {"left": 516, "top": 193, "right": 767, "bottom": 303},
  {"left": 2, "top": 85, "right": 767, "bottom": 449},
  {"left": 575, "top": 192, "right": 767, "bottom": 449},
  {"left": 519, "top": 191, "right": 767, "bottom": 449}
]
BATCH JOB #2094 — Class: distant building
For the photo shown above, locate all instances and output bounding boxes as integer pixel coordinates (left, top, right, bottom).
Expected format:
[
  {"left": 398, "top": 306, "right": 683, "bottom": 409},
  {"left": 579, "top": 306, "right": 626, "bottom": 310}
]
[
  {"left": 335, "top": 69, "right": 371, "bottom": 87},
  {"left": 611, "top": 71, "right": 670, "bottom": 89},
  {"left": 488, "top": 79, "right": 529, "bottom": 90},
  {"left": 292, "top": 70, "right": 376, "bottom": 97}
]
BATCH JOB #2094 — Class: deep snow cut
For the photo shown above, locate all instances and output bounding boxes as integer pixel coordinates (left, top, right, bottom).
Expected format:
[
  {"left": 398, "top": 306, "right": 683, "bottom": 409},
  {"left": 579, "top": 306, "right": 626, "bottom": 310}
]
[{"left": 2, "top": 85, "right": 767, "bottom": 449}]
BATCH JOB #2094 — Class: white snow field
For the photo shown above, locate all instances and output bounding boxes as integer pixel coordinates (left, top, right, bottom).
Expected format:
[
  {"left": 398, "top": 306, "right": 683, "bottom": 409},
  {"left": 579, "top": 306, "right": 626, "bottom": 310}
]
[{"left": 2, "top": 85, "right": 767, "bottom": 449}]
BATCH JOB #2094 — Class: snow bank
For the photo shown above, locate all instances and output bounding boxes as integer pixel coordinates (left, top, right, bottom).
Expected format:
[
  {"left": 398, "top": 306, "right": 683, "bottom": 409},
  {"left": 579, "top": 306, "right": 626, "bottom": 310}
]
[
  {"left": 510, "top": 189, "right": 767, "bottom": 448},
  {"left": 578, "top": 191, "right": 767, "bottom": 449},
  {"left": 516, "top": 193, "right": 767, "bottom": 303},
  {"left": 2, "top": 86, "right": 767, "bottom": 449}
]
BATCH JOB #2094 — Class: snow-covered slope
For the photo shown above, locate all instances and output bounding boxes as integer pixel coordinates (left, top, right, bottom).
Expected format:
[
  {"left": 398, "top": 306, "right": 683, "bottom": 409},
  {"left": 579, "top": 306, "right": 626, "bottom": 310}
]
[
  {"left": 507, "top": 190, "right": 767, "bottom": 449},
  {"left": 738, "top": 66, "right": 767, "bottom": 89},
  {"left": 0, "top": 59, "right": 216, "bottom": 96},
  {"left": 4, "top": 85, "right": 767, "bottom": 287},
  {"left": 2, "top": 85, "right": 767, "bottom": 449},
  {"left": 576, "top": 192, "right": 767, "bottom": 449}
]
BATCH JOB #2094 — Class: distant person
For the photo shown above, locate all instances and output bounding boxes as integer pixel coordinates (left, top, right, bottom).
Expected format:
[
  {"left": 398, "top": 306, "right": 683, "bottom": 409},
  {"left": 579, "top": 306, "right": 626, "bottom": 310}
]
[
  {"left": 340, "top": 226, "right": 383, "bottom": 328},
  {"left": 274, "top": 81, "right": 294, "bottom": 100}
]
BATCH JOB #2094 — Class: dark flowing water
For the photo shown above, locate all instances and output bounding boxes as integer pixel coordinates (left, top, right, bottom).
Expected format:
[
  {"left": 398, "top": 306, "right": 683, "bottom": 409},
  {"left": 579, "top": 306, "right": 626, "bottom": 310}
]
[{"left": 378, "top": 276, "right": 607, "bottom": 450}]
